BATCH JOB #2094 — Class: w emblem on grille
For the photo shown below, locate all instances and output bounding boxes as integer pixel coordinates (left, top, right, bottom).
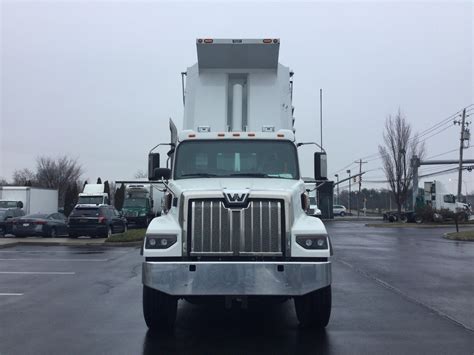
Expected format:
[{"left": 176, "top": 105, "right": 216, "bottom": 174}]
[{"left": 223, "top": 189, "right": 250, "bottom": 208}]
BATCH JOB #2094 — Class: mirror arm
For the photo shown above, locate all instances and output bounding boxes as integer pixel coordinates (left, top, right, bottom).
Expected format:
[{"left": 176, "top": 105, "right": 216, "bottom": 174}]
[
  {"left": 149, "top": 142, "right": 175, "bottom": 155},
  {"left": 296, "top": 142, "right": 326, "bottom": 153}
]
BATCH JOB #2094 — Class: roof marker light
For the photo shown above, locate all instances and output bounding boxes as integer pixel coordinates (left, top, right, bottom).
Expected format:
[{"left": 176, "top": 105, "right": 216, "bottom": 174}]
[
  {"left": 263, "top": 39, "right": 272, "bottom": 44},
  {"left": 217, "top": 133, "right": 225, "bottom": 137},
  {"left": 204, "top": 39, "right": 213, "bottom": 44},
  {"left": 248, "top": 133, "right": 255, "bottom": 137},
  {"left": 188, "top": 134, "right": 196, "bottom": 138},
  {"left": 197, "top": 39, "right": 203, "bottom": 43},
  {"left": 277, "top": 133, "right": 285, "bottom": 138},
  {"left": 273, "top": 39, "right": 279, "bottom": 43},
  {"left": 232, "top": 133, "right": 240, "bottom": 137}
]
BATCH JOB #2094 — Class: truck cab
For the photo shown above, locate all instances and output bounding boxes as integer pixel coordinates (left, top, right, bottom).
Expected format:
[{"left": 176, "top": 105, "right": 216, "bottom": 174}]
[
  {"left": 142, "top": 39, "right": 332, "bottom": 330},
  {"left": 77, "top": 184, "right": 109, "bottom": 205},
  {"left": 0, "top": 200, "right": 25, "bottom": 236},
  {"left": 122, "top": 184, "right": 159, "bottom": 226}
]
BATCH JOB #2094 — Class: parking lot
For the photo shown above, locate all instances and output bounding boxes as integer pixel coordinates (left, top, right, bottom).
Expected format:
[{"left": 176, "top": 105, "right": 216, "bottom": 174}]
[{"left": 0, "top": 221, "right": 473, "bottom": 354}]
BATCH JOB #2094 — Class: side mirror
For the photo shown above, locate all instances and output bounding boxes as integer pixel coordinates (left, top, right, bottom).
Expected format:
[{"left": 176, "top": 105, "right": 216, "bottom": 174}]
[
  {"left": 314, "top": 152, "right": 327, "bottom": 180},
  {"left": 152, "top": 168, "right": 171, "bottom": 181},
  {"left": 17, "top": 201, "right": 24, "bottom": 209},
  {"left": 148, "top": 153, "right": 160, "bottom": 181}
]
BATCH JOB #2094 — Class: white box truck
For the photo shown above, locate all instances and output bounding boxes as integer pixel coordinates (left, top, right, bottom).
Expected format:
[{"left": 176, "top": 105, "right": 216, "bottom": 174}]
[
  {"left": 142, "top": 39, "right": 332, "bottom": 330},
  {"left": 0, "top": 186, "right": 58, "bottom": 215}
]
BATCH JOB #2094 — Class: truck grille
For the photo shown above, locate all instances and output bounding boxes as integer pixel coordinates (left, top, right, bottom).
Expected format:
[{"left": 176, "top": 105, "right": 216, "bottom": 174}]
[{"left": 188, "top": 199, "right": 284, "bottom": 256}]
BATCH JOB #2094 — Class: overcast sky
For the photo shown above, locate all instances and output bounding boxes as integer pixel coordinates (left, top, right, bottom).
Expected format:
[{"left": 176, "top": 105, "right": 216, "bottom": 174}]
[{"left": 1, "top": 0, "right": 473, "bottom": 193}]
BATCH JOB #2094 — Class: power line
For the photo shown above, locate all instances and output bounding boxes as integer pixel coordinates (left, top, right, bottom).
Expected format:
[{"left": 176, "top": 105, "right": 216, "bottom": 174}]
[
  {"left": 329, "top": 105, "right": 473, "bottom": 176},
  {"left": 425, "top": 146, "right": 472, "bottom": 160}
]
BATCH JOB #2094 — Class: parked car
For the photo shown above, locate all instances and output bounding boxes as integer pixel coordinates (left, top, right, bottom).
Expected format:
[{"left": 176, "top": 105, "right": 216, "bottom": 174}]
[
  {"left": 333, "top": 205, "right": 347, "bottom": 216},
  {"left": 68, "top": 204, "right": 127, "bottom": 238},
  {"left": 308, "top": 196, "right": 322, "bottom": 217},
  {"left": 10, "top": 212, "right": 68, "bottom": 237},
  {"left": 0, "top": 201, "right": 25, "bottom": 236}
]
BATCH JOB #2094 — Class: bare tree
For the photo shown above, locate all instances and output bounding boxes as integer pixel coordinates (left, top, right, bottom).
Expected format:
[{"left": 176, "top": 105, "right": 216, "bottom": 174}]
[
  {"left": 35, "top": 156, "right": 83, "bottom": 206},
  {"left": 134, "top": 170, "right": 148, "bottom": 179},
  {"left": 378, "top": 110, "right": 424, "bottom": 215},
  {"left": 0, "top": 177, "right": 9, "bottom": 186},
  {"left": 12, "top": 168, "right": 37, "bottom": 186}
]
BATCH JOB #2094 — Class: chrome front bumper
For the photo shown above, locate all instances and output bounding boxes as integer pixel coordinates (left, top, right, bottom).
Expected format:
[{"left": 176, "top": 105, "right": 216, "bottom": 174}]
[{"left": 142, "top": 261, "right": 331, "bottom": 296}]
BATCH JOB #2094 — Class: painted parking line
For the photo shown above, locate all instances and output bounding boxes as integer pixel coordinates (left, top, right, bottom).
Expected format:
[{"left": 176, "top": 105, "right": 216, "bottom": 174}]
[
  {"left": 0, "top": 258, "right": 108, "bottom": 262},
  {"left": 0, "top": 271, "right": 75, "bottom": 275},
  {"left": 0, "top": 293, "right": 24, "bottom": 296},
  {"left": 0, "top": 250, "right": 128, "bottom": 254}
]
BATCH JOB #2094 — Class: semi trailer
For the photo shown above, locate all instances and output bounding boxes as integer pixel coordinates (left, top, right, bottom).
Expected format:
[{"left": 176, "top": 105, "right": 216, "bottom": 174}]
[{"left": 142, "top": 38, "right": 332, "bottom": 330}]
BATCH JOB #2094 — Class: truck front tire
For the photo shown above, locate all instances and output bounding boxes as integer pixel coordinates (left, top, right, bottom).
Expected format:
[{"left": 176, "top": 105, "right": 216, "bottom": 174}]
[
  {"left": 294, "top": 285, "right": 331, "bottom": 329},
  {"left": 143, "top": 286, "right": 177, "bottom": 330}
]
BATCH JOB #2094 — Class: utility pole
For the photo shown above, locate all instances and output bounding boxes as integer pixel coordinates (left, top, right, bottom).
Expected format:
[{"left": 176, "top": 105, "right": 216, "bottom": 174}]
[
  {"left": 455, "top": 109, "right": 467, "bottom": 202},
  {"left": 347, "top": 169, "right": 351, "bottom": 214},
  {"left": 320, "top": 89, "right": 323, "bottom": 152},
  {"left": 334, "top": 174, "right": 339, "bottom": 205},
  {"left": 355, "top": 159, "right": 367, "bottom": 217}
]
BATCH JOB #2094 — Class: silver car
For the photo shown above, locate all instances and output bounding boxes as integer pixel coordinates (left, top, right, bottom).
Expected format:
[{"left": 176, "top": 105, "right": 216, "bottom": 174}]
[{"left": 333, "top": 204, "right": 347, "bottom": 216}]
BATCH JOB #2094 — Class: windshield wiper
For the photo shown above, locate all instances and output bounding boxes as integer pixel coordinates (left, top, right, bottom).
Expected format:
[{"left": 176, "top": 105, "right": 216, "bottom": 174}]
[
  {"left": 180, "top": 173, "right": 219, "bottom": 178},
  {"left": 229, "top": 173, "right": 268, "bottom": 177}
]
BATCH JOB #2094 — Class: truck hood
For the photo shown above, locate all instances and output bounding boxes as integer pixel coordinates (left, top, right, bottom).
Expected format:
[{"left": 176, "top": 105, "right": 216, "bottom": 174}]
[{"left": 169, "top": 178, "right": 303, "bottom": 194}]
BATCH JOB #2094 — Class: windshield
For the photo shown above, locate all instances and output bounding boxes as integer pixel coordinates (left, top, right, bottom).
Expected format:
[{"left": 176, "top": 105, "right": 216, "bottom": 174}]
[
  {"left": 77, "top": 196, "right": 104, "bottom": 205},
  {"left": 123, "top": 198, "right": 147, "bottom": 208},
  {"left": 174, "top": 140, "right": 299, "bottom": 180},
  {"left": 24, "top": 214, "right": 48, "bottom": 219},
  {"left": 0, "top": 201, "right": 18, "bottom": 208}
]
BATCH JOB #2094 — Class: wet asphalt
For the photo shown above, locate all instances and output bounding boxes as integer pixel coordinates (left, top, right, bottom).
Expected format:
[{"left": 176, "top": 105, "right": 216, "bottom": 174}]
[{"left": 0, "top": 221, "right": 473, "bottom": 355}]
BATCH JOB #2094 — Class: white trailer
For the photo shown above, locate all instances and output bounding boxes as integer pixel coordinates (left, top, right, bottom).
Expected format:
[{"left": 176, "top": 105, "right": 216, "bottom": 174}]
[
  {"left": 142, "top": 39, "right": 332, "bottom": 330},
  {"left": 423, "top": 180, "right": 470, "bottom": 214},
  {"left": 0, "top": 186, "right": 58, "bottom": 215}
]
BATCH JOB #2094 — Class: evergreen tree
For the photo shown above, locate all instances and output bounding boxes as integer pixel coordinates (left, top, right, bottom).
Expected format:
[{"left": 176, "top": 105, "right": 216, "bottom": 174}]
[
  {"left": 104, "top": 181, "right": 110, "bottom": 202},
  {"left": 114, "top": 183, "right": 125, "bottom": 210}
]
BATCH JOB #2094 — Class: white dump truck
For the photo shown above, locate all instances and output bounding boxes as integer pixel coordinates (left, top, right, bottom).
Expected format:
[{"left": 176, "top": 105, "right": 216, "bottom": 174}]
[
  {"left": 77, "top": 184, "right": 109, "bottom": 205},
  {"left": 142, "top": 38, "right": 332, "bottom": 330}
]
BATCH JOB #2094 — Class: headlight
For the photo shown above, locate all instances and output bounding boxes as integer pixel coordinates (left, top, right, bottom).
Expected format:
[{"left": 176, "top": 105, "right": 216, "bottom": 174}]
[
  {"left": 139, "top": 212, "right": 147, "bottom": 217},
  {"left": 296, "top": 235, "right": 328, "bottom": 249},
  {"left": 145, "top": 234, "right": 177, "bottom": 249}
]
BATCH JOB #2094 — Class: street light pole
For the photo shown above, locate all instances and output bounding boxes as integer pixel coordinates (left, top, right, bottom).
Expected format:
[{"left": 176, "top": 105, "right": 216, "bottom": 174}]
[
  {"left": 334, "top": 174, "right": 339, "bottom": 205},
  {"left": 347, "top": 169, "right": 351, "bottom": 214}
]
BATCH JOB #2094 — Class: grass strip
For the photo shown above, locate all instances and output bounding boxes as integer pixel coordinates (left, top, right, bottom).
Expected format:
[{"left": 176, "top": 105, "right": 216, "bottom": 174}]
[
  {"left": 105, "top": 228, "right": 146, "bottom": 243},
  {"left": 445, "top": 230, "right": 474, "bottom": 241}
]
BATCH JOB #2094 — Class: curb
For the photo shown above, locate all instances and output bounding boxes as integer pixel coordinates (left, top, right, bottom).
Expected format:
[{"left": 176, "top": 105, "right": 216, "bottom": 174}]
[
  {"left": 104, "top": 241, "right": 143, "bottom": 247},
  {"left": 0, "top": 239, "right": 141, "bottom": 249},
  {"left": 365, "top": 223, "right": 469, "bottom": 228}
]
